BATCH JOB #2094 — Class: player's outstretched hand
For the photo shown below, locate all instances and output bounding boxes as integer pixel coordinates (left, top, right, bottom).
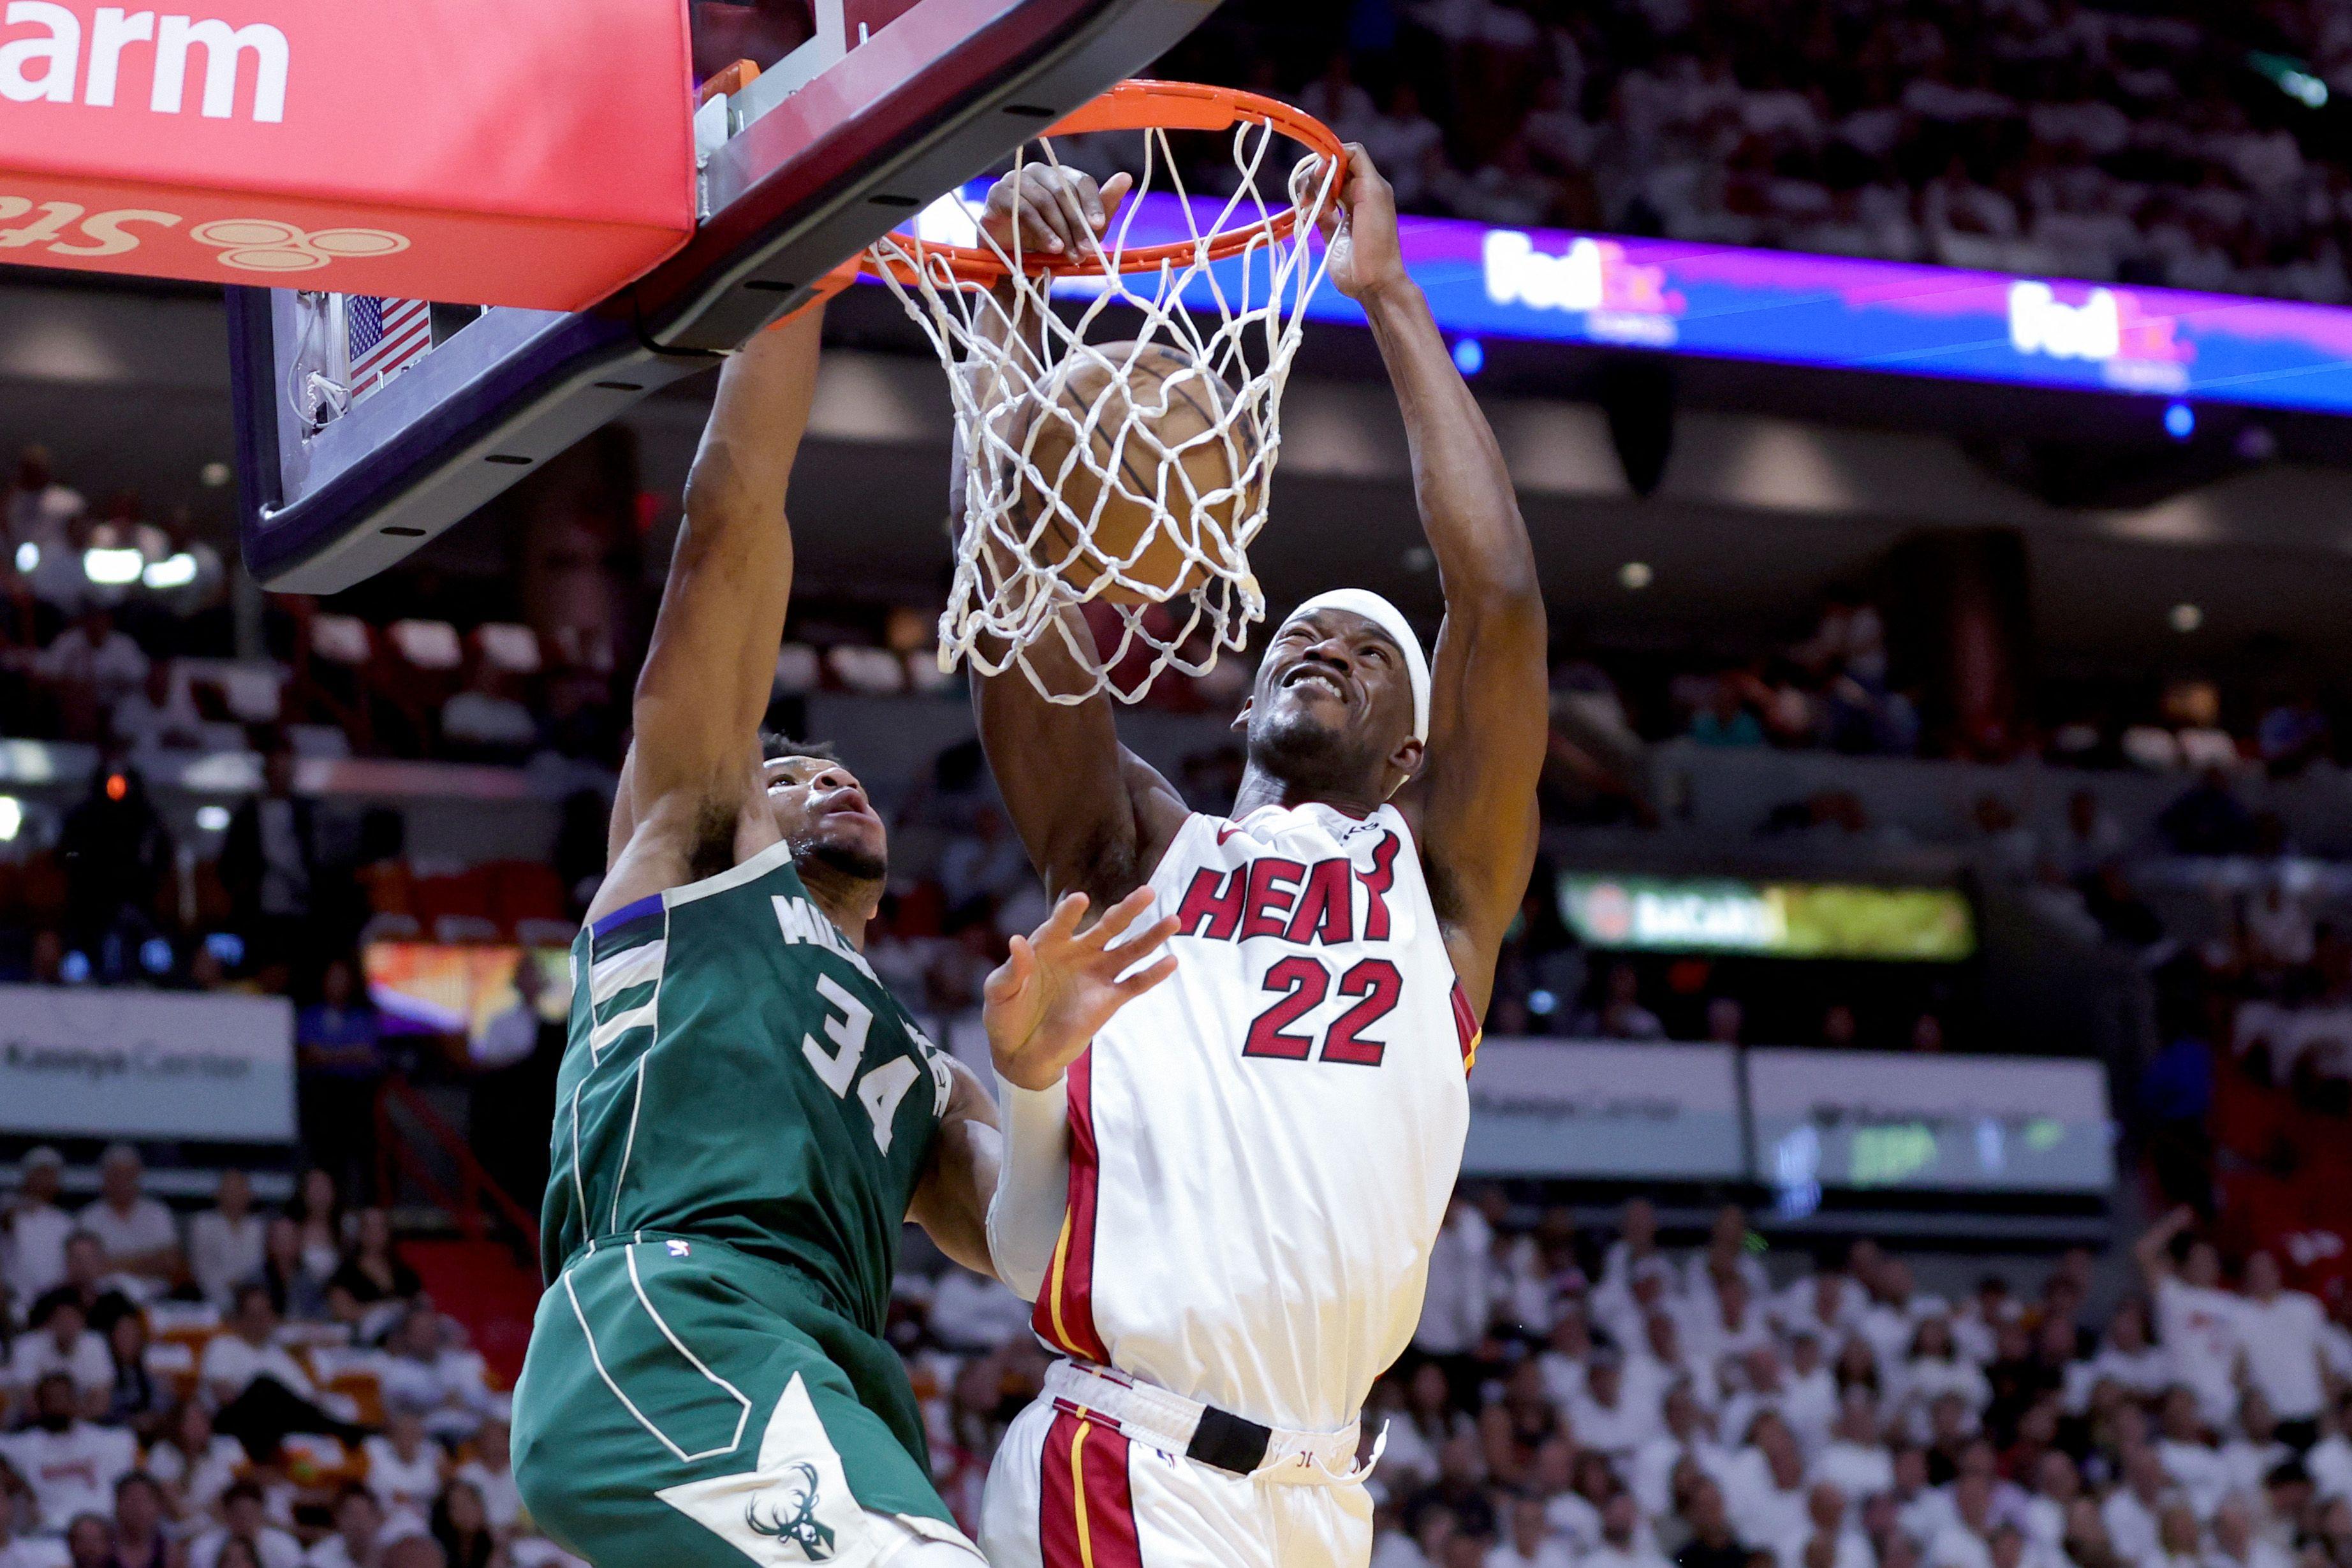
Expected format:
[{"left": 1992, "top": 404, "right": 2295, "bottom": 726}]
[
  {"left": 1305, "top": 142, "right": 1408, "bottom": 303},
  {"left": 984, "top": 888, "right": 1177, "bottom": 1092},
  {"left": 980, "top": 165, "right": 1134, "bottom": 261}
]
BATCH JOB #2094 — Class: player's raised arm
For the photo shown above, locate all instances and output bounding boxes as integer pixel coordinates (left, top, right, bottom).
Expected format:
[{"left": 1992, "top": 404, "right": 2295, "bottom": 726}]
[
  {"left": 599, "top": 306, "right": 825, "bottom": 900},
  {"left": 1323, "top": 144, "right": 1547, "bottom": 1008},
  {"left": 961, "top": 165, "right": 1189, "bottom": 909}
]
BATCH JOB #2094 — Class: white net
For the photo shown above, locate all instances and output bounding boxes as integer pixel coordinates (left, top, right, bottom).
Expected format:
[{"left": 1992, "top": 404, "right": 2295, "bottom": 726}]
[{"left": 869, "top": 105, "right": 1338, "bottom": 705}]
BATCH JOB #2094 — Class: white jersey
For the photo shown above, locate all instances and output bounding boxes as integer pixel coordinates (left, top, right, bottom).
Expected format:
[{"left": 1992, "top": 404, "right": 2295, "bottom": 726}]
[{"left": 1032, "top": 802, "right": 1475, "bottom": 1433}]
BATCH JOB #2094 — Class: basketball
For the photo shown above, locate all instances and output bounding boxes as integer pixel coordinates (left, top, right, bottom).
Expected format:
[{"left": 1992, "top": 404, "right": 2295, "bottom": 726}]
[{"left": 1013, "top": 341, "right": 1265, "bottom": 605}]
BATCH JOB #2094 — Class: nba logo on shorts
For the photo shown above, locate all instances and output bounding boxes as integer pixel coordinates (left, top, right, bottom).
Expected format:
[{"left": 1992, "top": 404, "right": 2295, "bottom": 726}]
[{"left": 668, "top": 1239, "right": 691, "bottom": 1258}]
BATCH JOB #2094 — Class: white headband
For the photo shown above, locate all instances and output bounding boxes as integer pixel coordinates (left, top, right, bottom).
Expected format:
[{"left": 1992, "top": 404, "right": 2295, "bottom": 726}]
[{"left": 1284, "top": 589, "right": 1431, "bottom": 743}]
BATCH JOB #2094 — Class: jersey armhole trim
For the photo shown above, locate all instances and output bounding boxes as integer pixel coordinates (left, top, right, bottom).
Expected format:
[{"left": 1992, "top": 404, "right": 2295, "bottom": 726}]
[
  {"left": 661, "top": 833, "right": 798, "bottom": 909},
  {"left": 1372, "top": 801, "right": 1475, "bottom": 997}
]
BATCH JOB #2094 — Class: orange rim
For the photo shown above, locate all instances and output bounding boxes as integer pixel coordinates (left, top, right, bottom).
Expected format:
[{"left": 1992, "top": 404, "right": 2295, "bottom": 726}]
[{"left": 865, "top": 79, "right": 1346, "bottom": 284}]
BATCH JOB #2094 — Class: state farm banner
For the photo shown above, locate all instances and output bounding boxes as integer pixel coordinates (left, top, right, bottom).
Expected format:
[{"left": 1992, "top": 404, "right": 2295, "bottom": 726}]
[
  {"left": 0, "top": 0, "right": 696, "bottom": 307},
  {"left": 1465, "top": 1040, "right": 1744, "bottom": 1179},
  {"left": 1747, "top": 1048, "right": 2113, "bottom": 1194},
  {"left": 0, "top": 986, "right": 295, "bottom": 1142}
]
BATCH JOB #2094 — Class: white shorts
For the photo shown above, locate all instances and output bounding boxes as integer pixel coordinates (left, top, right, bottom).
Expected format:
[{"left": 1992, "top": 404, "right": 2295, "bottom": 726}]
[{"left": 977, "top": 1381, "right": 1374, "bottom": 1568}]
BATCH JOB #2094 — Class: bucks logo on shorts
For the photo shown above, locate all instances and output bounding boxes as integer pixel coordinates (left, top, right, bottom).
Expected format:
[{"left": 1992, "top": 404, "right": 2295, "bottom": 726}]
[{"left": 746, "top": 1463, "right": 835, "bottom": 1561}]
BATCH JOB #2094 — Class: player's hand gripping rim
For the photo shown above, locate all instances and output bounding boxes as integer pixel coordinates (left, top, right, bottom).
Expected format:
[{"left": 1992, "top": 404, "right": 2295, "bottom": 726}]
[
  {"left": 980, "top": 165, "right": 1134, "bottom": 263},
  {"left": 984, "top": 888, "right": 1178, "bottom": 1092}
]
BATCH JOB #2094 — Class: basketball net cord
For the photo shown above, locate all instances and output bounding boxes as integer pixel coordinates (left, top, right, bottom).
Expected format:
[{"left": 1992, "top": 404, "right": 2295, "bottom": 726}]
[{"left": 870, "top": 118, "right": 1337, "bottom": 705}]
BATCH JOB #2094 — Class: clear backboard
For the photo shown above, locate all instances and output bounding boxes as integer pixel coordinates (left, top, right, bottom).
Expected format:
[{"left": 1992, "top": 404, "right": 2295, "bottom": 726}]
[{"left": 228, "top": 0, "right": 1220, "bottom": 593}]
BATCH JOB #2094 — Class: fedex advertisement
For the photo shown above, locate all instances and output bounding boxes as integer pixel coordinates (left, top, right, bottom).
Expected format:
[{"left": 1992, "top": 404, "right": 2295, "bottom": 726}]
[{"left": 909, "top": 187, "right": 2352, "bottom": 416}]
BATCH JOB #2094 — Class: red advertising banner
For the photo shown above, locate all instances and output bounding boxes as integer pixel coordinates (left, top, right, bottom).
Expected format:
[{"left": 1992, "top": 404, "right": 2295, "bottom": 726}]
[{"left": 0, "top": 0, "right": 697, "bottom": 309}]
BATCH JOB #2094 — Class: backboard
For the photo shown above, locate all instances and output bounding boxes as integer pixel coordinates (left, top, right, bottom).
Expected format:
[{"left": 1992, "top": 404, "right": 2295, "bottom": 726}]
[{"left": 228, "top": 0, "right": 1221, "bottom": 594}]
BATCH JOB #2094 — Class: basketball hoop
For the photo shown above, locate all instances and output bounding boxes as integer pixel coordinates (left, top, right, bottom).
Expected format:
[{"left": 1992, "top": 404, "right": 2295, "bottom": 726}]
[{"left": 869, "top": 80, "right": 1347, "bottom": 706}]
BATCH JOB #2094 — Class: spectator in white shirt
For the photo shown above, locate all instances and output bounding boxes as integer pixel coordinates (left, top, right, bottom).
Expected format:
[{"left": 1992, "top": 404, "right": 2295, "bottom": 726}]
[
  {"left": 2220, "top": 1390, "right": 2289, "bottom": 1501},
  {"left": 38, "top": 609, "right": 150, "bottom": 724},
  {"left": 2156, "top": 1386, "right": 2232, "bottom": 1520},
  {"left": 2072, "top": 1298, "right": 2173, "bottom": 1409},
  {"left": 1927, "top": 1471, "right": 2000, "bottom": 1568},
  {"left": 1902, "top": 1317, "right": 1993, "bottom": 1425},
  {"left": 201, "top": 1287, "right": 318, "bottom": 1409},
  {"left": 109, "top": 1471, "right": 173, "bottom": 1568},
  {"left": 76, "top": 1148, "right": 177, "bottom": 1286},
  {"left": 1536, "top": 1307, "right": 1592, "bottom": 1410},
  {"left": 2103, "top": 1444, "right": 2173, "bottom": 1566},
  {"left": 1862, "top": 1261, "right": 1949, "bottom": 1374},
  {"left": 0, "top": 1375, "right": 137, "bottom": 1534},
  {"left": 1417, "top": 1193, "right": 1495, "bottom": 1358},
  {"left": 452, "top": 1418, "right": 520, "bottom": 1533},
  {"left": 144, "top": 1402, "right": 241, "bottom": 1522},
  {"left": 108, "top": 663, "right": 206, "bottom": 756},
  {"left": 1687, "top": 1275, "right": 1774, "bottom": 1374},
  {"left": 1487, "top": 1493, "right": 1575, "bottom": 1568},
  {"left": 189, "top": 1171, "right": 266, "bottom": 1312},
  {"left": 1571, "top": 1351, "right": 1661, "bottom": 1463},
  {"left": 2151, "top": 1501, "right": 2204, "bottom": 1568},
  {"left": 303, "top": 1485, "right": 389, "bottom": 1568},
  {"left": 2234, "top": 1252, "right": 2326, "bottom": 1445},
  {"left": 1589, "top": 1493, "right": 1670, "bottom": 1568},
  {"left": 1812, "top": 1391, "right": 1896, "bottom": 1504},
  {"left": 1633, "top": 1382, "right": 1728, "bottom": 1518},
  {"left": 6, "top": 1300, "right": 110, "bottom": 1417},
  {"left": 1686, "top": 1206, "right": 1771, "bottom": 1303},
  {"left": 3, "top": 1148, "right": 75, "bottom": 1313},
  {"left": 2207, "top": 1492, "right": 2293, "bottom": 1568},
  {"left": 189, "top": 1484, "right": 302, "bottom": 1568},
  {"left": 1599, "top": 1199, "right": 1670, "bottom": 1302},
  {"left": 1777, "top": 1269, "right": 1865, "bottom": 1346},
  {"left": 1791, "top": 1482, "right": 1874, "bottom": 1568},
  {"left": 2305, "top": 1391, "right": 2352, "bottom": 1503},
  {"left": 2138, "top": 1209, "right": 2245, "bottom": 1430},
  {"left": 202, "top": 1285, "right": 358, "bottom": 1463},
  {"left": 2022, "top": 1450, "right": 2082, "bottom": 1555},
  {"left": 360, "top": 1412, "right": 444, "bottom": 1521},
  {"left": 1726, "top": 1412, "right": 1812, "bottom": 1553}
]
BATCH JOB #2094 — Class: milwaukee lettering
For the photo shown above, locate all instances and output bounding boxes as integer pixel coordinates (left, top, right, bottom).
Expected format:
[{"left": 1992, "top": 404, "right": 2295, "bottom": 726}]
[
  {"left": 1175, "top": 835, "right": 1402, "bottom": 946},
  {"left": 0, "top": 3, "right": 289, "bottom": 122}
]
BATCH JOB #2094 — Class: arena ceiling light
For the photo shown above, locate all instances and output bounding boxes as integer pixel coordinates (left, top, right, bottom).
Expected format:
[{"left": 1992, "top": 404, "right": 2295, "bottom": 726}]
[
  {"left": 2170, "top": 603, "right": 2205, "bottom": 633},
  {"left": 81, "top": 546, "right": 143, "bottom": 586}
]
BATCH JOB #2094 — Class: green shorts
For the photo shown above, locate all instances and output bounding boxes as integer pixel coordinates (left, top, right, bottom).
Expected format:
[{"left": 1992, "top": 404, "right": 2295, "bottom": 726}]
[{"left": 511, "top": 1233, "right": 958, "bottom": 1567}]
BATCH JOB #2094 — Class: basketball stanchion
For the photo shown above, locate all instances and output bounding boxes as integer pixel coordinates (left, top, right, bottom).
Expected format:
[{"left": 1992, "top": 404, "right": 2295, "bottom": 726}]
[
  {"left": 196, "top": 0, "right": 1223, "bottom": 592},
  {"left": 867, "top": 80, "right": 1346, "bottom": 706},
  {"left": 0, "top": 0, "right": 697, "bottom": 309}
]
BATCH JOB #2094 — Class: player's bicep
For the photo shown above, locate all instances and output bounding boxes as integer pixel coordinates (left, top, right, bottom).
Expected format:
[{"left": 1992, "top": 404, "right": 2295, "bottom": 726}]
[
  {"left": 973, "top": 666, "right": 1154, "bottom": 904},
  {"left": 909, "top": 1056, "right": 1001, "bottom": 1279},
  {"left": 1408, "top": 600, "right": 1548, "bottom": 961},
  {"left": 629, "top": 499, "right": 793, "bottom": 798}
]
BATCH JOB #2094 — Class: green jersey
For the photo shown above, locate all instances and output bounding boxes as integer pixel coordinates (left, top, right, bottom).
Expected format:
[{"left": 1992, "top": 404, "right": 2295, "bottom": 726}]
[{"left": 543, "top": 837, "right": 952, "bottom": 1335}]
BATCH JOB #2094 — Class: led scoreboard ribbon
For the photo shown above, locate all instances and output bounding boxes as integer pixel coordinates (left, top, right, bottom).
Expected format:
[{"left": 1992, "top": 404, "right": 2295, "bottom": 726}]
[{"left": 906, "top": 186, "right": 2352, "bottom": 416}]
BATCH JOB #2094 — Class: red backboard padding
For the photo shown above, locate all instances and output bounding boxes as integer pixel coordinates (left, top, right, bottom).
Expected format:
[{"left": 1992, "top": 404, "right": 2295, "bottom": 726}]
[{"left": 0, "top": 0, "right": 698, "bottom": 309}]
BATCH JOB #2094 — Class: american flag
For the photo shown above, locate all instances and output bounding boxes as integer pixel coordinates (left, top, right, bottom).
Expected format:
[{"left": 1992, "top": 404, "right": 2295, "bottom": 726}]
[{"left": 346, "top": 296, "right": 432, "bottom": 400}]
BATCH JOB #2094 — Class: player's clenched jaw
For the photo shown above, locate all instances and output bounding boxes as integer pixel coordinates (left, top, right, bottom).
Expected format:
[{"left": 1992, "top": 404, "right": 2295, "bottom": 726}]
[
  {"left": 761, "top": 751, "right": 890, "bottom": 886},
  {"left": 1235, "top": 609, "right": 1423, "bottom": 804}
]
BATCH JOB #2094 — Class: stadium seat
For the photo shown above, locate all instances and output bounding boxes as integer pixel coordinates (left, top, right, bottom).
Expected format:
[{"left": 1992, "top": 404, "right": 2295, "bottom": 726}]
[
  {"left": 474, "top": 623, "right": 545, "bottom": 677},
  {"left": 310, "top": 615, "right": 375, "bottom": 667},
  {"left": 485, "top": 860, "right": 570, "bottom": 934},
  {"left": 826, "top": 645, "right": 905, "bottom": 695},
  {"left": 414, "top": 867, "right": 499, "bottom": 944},
  {"left": 388, "top": 620, "right": 466, "bottom": 671},
  {"left": 775, "top": 643, "right": 821, "bottom": 695}
]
